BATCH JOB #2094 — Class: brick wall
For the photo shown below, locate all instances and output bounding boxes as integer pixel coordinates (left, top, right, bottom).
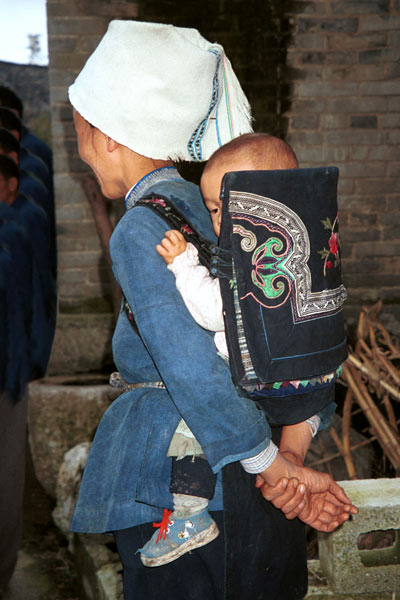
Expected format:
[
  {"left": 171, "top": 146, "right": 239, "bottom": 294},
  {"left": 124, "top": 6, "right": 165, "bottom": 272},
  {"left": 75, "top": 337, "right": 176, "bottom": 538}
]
[
  {"left": 47, "top": 0, "right": 400, "bottom": 374},
  {"left": 47, "top": 0, "right": 139, "bottom": 374},
  {"left": 284, "top": 0, "right": 400, "bottom": 332}
]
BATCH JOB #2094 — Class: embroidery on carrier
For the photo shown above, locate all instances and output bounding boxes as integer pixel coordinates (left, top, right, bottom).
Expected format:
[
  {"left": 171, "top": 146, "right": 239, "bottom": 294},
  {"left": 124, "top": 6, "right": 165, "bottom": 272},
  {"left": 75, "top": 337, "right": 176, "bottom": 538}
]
[
  {"left": 218, "top": 166, "right": 348, "bottom": 387},
  {"left": 228, "top": 190, "right": 347, "bottom": 323}
]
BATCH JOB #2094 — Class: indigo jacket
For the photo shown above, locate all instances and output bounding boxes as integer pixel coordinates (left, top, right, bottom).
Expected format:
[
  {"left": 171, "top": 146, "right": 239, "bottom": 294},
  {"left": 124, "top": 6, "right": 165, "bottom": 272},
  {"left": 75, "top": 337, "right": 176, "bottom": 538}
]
[{"left": 70, "top": 168, "right": 272, "bottom": 534}]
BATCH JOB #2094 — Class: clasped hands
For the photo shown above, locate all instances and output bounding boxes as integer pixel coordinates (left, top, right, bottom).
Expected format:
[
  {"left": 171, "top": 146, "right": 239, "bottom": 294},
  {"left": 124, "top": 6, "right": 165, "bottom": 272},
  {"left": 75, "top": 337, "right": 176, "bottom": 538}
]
[{"left": 256, "top": 451, "right": 358, "bottom": 533}]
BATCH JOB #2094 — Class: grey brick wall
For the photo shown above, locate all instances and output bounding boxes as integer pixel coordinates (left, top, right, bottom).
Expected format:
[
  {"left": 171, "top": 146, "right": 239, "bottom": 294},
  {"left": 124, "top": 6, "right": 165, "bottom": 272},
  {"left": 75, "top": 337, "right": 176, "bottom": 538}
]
[
  {"left": 285, "top": 1, "right": 400, "bottom": 332},
  {"left": 47, "top": 0, "right": 139, "bottom": 374}
]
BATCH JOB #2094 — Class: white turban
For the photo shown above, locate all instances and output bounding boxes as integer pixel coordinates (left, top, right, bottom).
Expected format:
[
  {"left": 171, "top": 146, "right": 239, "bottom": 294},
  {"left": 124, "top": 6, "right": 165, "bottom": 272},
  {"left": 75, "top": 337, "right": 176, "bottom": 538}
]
[{"left": 69, "top": 20, "right": 253, "bottom": 162}]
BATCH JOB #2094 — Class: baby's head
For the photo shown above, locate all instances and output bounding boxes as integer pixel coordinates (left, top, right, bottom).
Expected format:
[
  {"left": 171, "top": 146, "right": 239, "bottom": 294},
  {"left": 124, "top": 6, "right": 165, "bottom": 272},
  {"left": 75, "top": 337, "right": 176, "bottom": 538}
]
[{"left": 200, "top": 133, "right": 298, "bottom": 237}]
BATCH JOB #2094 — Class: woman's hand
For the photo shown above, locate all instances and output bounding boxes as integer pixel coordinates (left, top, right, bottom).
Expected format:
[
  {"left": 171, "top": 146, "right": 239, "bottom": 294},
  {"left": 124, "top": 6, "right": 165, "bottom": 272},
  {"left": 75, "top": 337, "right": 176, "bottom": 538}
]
[
  {"left": 256, "top": 455, "right": 358, "bottom": 532},
  {"left": 156, "top": 229, "right": 187, "bottom": 264},
  {"left": 257, "top": 474, "right": 357, "bottom": 532}
]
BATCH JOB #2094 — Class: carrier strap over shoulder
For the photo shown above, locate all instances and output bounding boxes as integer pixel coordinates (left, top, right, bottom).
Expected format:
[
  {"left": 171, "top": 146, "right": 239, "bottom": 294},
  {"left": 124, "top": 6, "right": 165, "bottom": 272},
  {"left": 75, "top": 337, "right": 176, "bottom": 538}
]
[
  {"left": 123, "top": 193, "right": 216, "bottom": 335},
  {"left": 135, "top": 194, "right": 217, "bottom": 270}
]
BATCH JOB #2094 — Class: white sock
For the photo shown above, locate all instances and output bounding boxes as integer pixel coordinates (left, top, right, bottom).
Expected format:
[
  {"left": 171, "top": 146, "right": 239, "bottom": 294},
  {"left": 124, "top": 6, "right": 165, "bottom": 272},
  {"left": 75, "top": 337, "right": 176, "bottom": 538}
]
[{"left": 173, "top": 493, "right": 208, "bottom": 518}]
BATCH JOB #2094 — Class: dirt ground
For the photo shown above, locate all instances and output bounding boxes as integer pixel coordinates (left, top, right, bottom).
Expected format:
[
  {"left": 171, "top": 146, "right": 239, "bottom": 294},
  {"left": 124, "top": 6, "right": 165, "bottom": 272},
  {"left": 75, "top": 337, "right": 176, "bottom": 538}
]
[{"left": 2, "top": 442, "right": 80, "bottom": 600}]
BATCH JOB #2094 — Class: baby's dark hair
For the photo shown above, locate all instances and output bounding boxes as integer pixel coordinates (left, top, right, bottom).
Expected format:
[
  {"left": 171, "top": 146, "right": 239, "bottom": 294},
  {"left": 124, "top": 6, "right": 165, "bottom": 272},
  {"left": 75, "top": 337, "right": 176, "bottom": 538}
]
[
  {"left": 0, "top": 154, "right": 20, "bottom": 182},
  {"left": 0, "top": 127, "right": 20, "bottom": 156},
  {"left": 0, "top": 86, "right": 23, "bottom": 118},
  {"left": 209, "top": 132, "right": 298, "bottom": 171},
  {"left": 0, "top": 107, "right": 22, "bottom": 138}
]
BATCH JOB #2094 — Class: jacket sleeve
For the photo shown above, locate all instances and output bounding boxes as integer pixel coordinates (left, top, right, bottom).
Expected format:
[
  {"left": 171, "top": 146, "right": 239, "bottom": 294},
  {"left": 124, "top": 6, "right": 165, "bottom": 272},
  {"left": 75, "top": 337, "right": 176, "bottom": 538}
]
[{"left": 110, "top": 207, "right": 271, "bottom": 473}]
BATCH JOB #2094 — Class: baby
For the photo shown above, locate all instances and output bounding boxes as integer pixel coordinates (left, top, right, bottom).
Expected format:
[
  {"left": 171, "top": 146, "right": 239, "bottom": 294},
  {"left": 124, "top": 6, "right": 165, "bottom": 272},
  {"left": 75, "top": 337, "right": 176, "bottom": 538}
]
[{"left": 139, "top": 133, "right": 355, "bottom": 568}]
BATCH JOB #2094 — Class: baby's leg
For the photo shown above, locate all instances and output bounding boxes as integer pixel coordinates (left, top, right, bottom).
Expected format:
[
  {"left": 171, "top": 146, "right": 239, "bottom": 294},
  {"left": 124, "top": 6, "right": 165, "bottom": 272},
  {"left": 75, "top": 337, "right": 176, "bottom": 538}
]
[
  {"left": 171, "top": 454, "right": 217, "bottom": 517},
  {"left": 139, "top": 427, "right": 219, "bottom": 567}
]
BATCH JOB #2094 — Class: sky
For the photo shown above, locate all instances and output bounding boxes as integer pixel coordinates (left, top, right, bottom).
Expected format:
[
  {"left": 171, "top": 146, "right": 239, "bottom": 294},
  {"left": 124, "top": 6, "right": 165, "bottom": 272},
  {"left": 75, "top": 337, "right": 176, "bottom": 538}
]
[{"left": 0, "top": 0, "right": 48, "bottom": 65}]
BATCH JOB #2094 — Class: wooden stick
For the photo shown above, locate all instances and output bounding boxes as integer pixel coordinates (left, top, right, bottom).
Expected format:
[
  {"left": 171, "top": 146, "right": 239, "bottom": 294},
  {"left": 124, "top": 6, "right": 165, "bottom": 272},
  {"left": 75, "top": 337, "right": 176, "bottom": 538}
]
[
  {"left": 358, "top": 338, "right": 373, "bottom": 357},
  {"left": 81, "top": 174, "right": 122, "bottom": 322},
  {"left": 374, "top": 320, "right": 400, "bottom": 356},
  {"left": 342, "top": 389, "right": 358, "bottom": 479},
  {"left": 346, "top": 354, "right": 400, "bottom": 403},
  {"left": 357, "top": 310, "right": 367, "bottom": 341},
  {"left": 375, "top": 351, "right": 400, "bottom": 387},
  {"left": 369, "top": 323, "right": 377, "bottom": 349},
  {"left": 382, "top": 392, "right": 398, "bottom": 433},
  {"left": 342, "top": 364, "right": 400, "bottom": 471},
  {"left": 307, "top": 436, "right": 377, "bottom": 468},
  {"left": 329, "top": 427, "right": 357, "bottom": 479}
]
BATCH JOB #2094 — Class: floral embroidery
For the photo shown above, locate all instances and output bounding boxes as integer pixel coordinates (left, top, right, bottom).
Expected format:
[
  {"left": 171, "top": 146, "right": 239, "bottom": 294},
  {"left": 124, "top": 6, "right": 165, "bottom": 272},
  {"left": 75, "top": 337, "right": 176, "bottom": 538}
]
[
  {"left": 318, "top": 214, "right": 341, "bottom": 277},
  {"left": 177, "top": 520, "right": 195, "bottom": 539},
  {"left": 181, "top": 224, "right": 193, "bottom": 235},
  {"left": 144, "top": 197, "right": 167, "bottom": 207}
]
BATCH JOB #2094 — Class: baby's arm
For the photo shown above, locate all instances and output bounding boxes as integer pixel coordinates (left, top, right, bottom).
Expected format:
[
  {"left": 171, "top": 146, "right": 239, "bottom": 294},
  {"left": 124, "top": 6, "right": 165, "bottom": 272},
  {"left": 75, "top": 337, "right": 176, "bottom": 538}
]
[{"left": 157, "top": 230, "right": 224, "bottom": 332}]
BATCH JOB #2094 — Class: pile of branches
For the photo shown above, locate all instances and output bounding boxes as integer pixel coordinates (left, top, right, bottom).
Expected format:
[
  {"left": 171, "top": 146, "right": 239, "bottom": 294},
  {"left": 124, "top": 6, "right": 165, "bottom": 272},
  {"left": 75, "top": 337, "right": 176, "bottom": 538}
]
[{"left": 334, "top": 301, "right": 400, "bottom": 479}]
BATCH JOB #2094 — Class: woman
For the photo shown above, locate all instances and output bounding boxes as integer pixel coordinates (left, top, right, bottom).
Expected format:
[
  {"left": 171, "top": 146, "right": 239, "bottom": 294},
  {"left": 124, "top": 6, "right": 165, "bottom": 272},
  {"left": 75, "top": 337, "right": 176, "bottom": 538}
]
[{"left": 69, "top": 20, "right": 355, "bottom": 600}]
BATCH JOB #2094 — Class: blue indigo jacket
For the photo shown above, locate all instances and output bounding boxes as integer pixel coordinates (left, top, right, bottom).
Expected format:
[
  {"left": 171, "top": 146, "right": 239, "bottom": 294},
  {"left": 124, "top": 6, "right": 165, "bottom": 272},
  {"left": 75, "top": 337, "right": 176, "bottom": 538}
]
[{"left": 70, "top": 168, "right": 272, "bottom": 534}]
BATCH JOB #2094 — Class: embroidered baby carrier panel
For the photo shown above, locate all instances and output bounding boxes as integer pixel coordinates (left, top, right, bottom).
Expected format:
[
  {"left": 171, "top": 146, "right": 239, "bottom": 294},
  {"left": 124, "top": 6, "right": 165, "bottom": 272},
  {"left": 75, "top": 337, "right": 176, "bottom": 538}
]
[{"left": 218, "top": 167, "right": 348, "bottom": 388}]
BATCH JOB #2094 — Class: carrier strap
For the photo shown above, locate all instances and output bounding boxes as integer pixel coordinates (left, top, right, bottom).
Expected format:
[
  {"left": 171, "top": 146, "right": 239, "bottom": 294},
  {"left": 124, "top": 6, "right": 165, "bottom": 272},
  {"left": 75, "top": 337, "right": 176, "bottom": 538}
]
[{"left": 135, "top": 194, "right": 216, "bottom": 271}]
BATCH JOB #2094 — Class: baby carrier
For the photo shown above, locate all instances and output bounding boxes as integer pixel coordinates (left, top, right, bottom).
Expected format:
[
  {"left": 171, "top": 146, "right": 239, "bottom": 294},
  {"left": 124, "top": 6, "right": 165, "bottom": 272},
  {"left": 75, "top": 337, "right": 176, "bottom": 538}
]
[{"left": 135, "top": 166, "right": 348, "bottom": 401}]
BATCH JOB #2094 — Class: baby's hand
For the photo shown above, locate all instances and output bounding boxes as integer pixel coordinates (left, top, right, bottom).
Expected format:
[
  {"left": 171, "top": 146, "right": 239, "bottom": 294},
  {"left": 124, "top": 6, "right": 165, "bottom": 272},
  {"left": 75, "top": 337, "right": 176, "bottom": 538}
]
[{"left": 156, "top": 230, "right": 187, "bottom": 265}]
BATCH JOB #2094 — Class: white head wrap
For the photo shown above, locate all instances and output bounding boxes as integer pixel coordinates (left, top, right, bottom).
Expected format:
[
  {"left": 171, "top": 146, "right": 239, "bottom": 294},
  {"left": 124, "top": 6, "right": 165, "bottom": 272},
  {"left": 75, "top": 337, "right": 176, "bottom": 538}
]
[{"left": 68, "top": 20, "right": 253, "bottom": 162}]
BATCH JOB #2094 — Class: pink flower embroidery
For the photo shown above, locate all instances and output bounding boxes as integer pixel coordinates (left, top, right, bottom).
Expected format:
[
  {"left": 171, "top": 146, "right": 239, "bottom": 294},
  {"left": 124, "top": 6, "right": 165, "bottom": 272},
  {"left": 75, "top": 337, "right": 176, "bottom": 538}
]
[
  {"left": 318, "top": 214, "right": 340, "bottom": 277},
  {"left": 328, "top": 233, "right": 339, "bottom": 256},
  {"left": 150, "top": 198, "right": 167, "bottom": 207}
]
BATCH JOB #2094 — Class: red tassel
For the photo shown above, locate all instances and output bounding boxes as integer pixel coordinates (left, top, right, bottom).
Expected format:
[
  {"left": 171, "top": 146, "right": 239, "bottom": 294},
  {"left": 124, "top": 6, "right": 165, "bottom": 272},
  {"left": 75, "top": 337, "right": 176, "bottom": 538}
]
[{"left": 152, "top": 508, "right": 173, "bottom": 543}]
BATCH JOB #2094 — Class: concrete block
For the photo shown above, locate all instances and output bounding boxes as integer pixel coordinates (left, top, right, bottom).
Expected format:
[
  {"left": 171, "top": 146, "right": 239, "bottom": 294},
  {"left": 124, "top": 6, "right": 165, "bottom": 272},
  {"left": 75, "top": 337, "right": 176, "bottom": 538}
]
[
  {"left": 318, "top": 479, "right": 400, "bottom": 595},
  {"left": 28, "top": 375, "right": 120, "bottom": 496},
  {"left": 73, "top": 533, "right": 122, "bottom": 600}
]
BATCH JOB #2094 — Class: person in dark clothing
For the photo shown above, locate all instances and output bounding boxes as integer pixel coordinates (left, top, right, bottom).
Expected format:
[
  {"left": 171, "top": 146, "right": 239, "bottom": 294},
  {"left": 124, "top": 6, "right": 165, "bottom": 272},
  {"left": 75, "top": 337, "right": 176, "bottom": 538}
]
[
  {"left": 0, "top": 93, "right": 56, "bottom": 273},
  {"left": 0, "top": 155, "right": 33, "bottom": 594},
  {"left": 0, "top": 86, "right": 53, "bottom": 190},
  {"left": 0, "top": 139, "right": 56, "bottom": 376}
]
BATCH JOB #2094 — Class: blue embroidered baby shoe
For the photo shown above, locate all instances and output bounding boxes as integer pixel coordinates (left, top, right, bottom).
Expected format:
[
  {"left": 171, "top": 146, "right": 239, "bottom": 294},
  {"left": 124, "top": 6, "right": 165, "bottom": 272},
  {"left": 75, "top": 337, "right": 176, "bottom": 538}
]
[{"left": 139, "top": 508, "right": 219, "bottom": 567}]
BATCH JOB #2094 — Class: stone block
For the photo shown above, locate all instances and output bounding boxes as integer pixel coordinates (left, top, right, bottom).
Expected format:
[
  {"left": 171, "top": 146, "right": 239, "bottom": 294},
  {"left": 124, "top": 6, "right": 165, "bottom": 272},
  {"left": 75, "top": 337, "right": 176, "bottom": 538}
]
[
  {"left": 297, "top": 80, "right": 358, "bottom": 97},
  {"left": 57, "top": 268, "right": 87, "bottom": 285},
  {"left": 329, "top": 96, "right": 388, "bottom": 113},
  {"left": 381, "top": 113, "right": 400, "bottom": 128},
  {"left": 331, "top": 0, "right": 390, "bottom": 15},
  {"left": 325, "top": 129, "right": 383, "bottom": 146},
  {"left": 355, "top": 241, "right": 400, "bottom": 258},
  {"left": 306, "top": 560, "right": 394, "bottom": 599},
  {"left": 297, "top": 17, "right": 358, "bottom": 34},
  {"left": 28, "top": 375, "right": 120, "bottom": 497},
  {"left": 350, "top": 115, "right": 378, "bottom": 129},
  {"left": 318, "top": 479, "right": 400, "bottom": 595},
  {"left": 360, "top": 79, "right": 400, "bottom": 96},
  {"left": 47, "top": 313, "right": 114, "bottom": 375},
  {"left": 358, "top": 14, "right": 400, "bottom": 33},
  {"left": 356, "top": 177, "right": 398, "bottom": 194},
  {"left": 72, "top": 533, "right": 122, "bottom": 600},
  {"left": 328, "top": 31, "right": 386, "bottom": 50}
]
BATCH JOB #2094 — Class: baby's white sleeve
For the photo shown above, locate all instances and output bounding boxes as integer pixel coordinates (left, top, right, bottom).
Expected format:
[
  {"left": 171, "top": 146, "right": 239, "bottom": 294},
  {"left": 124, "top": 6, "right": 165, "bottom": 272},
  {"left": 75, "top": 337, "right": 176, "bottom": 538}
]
[{"left": 168, "top": 243, "right": 225, "bottom": 332}]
